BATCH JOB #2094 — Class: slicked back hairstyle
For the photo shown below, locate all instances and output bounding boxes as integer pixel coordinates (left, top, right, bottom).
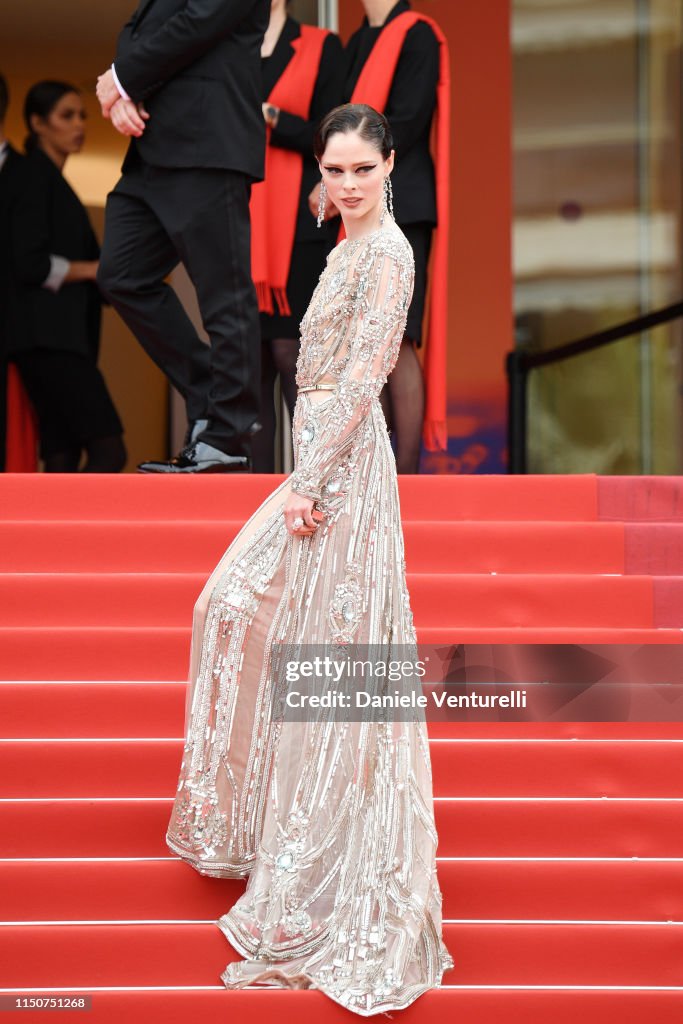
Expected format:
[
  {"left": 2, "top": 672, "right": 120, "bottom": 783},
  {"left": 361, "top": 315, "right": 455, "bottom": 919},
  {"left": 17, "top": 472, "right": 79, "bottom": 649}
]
[{"left": 314, "top": 103, "right": 393, "bottom": 162}]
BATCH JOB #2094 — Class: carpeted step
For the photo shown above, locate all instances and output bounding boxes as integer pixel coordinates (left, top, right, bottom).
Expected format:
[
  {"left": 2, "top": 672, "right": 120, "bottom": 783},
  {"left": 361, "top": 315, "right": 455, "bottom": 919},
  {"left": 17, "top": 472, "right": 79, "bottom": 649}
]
[
  {"left": 2, "top": 626, "right": 682, "bottom": 681},
  {"left": 4, "top": 796, "right": 683, "bottom": 858},
  {"left": 6, "top": 683, "right": 683, "bottom": 741},
  {"left": 0, "top": 520, "right": 626, "bottom": 575},
  {"left": 0, "top": 572, "right": 655, "bottom": 628},
  {"left": 654, "top": 578, "right": 683, "bottom": 627},
  {"left": 599, "top": 477, "right": 683, "bottom": 522},
  {"left": 3, "top": 858, "right": 682, "bottom": 924},
  {"left": 2, "top": 738, "right": 681, "bottom": 800},
  {"left": 0, "top": 473, "right": 601, "bottom": 522},
  {"left": 625, "top": 523, "right": 683, "bottom": 575},
  {"left": 1, "top": 922, "right": 681, "bottom": 988}
]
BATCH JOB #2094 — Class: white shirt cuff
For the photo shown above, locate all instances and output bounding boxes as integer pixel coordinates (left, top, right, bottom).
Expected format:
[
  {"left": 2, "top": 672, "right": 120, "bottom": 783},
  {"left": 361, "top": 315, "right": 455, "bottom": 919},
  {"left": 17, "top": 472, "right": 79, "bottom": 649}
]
[
  {"left": 111, "top": 63, "right": 130, "bottom": 102},
  {"left": 43, "top": 255, "right": 70, "bottom": 293}
]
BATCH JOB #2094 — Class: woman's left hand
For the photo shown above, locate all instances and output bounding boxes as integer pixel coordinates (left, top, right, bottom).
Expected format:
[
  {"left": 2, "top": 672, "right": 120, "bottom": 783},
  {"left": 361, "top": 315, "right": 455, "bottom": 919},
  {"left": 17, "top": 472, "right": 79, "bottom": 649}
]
[{"left": 284, "top": 491, "right": 323, "bottom": 536}]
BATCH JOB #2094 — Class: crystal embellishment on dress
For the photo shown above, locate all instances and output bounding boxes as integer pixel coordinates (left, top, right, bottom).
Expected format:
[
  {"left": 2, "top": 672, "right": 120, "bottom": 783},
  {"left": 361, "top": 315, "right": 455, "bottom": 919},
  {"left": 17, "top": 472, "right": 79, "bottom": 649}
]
[
  {"left": 329, "top": 561, "right": 363, "bottom": 642},
  {"left": 275, "top": 850, "right": 295, "bottom": 872},
  {"left": 282, "top": 909, "right": 313, "bottom": 937},
  {"left": 341, "top": 601, "right": 355, "bottom": 623},
  {"left": 301, "top": 423, "right": 315, "bottom": 444}
]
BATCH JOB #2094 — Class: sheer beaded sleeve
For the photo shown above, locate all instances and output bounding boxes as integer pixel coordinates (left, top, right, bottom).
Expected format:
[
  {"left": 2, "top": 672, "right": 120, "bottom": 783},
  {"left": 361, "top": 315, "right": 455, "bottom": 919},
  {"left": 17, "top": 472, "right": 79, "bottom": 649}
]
[{"left": 290, "top": 232, "right": 415, "bottom": 502}]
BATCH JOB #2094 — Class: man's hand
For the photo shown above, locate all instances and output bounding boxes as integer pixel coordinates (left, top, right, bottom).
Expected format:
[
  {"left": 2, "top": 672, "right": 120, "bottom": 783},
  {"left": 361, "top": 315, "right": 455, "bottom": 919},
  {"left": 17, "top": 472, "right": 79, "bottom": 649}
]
[
  {"left": 308, "top": 181, "right": 338, "bottom": 224},
  {"left": 110, "top": 98, "right": 150, "bottom": 137},
  {"left": 262, "top": 103, "right": 279, "bottom": 128},
  {"left": 96, "top": 69, "right": 121, "bottom": 118}
]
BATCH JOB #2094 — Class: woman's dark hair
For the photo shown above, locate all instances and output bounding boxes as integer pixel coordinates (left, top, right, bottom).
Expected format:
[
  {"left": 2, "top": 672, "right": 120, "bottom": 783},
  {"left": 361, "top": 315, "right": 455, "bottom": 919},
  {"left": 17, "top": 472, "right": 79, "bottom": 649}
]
[
  {"left": 23, "top": 80, "right": 80, "bottom": 153},
  {"left": 313, "top": 103, "right": 393, "bottom": 161}
]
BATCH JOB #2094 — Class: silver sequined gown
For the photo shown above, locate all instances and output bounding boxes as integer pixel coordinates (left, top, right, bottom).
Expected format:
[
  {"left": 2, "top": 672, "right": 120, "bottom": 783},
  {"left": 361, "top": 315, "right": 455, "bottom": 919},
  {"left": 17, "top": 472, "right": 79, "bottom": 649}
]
[{"left": 165, "top": 219, "right": 454, "bottom": 1014}]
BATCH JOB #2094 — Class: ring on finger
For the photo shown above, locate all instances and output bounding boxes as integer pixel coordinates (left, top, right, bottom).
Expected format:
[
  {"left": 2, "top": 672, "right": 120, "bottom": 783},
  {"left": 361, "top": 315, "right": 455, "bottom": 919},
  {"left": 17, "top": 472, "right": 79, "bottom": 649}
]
[{"left": 292, "top": 516, "right": 304, "bottom": 531}]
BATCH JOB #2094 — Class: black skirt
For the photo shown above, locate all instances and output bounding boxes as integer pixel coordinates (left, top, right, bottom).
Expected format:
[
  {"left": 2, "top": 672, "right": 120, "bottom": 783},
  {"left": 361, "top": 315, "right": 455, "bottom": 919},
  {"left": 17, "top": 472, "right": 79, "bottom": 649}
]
[
  {"left": 260, "top": 239, "right": 331, "bottom": 341},
  {"left": 399, "top": 221, "right": 434, "bottom": 348}
]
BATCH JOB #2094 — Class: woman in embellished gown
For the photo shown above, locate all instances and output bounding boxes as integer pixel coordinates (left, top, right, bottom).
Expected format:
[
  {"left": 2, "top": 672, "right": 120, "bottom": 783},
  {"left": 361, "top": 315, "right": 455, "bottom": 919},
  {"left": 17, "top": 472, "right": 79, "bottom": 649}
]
[{"left": 165, "top": 103, "right": 453, "bottom": 1014}]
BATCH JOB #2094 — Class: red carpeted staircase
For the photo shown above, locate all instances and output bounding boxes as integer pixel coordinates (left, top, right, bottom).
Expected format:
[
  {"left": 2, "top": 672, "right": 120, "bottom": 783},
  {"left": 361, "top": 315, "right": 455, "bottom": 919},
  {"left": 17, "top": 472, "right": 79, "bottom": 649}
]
[{"left": 0, "top": 472, "right": 682, "bottom": 1022}]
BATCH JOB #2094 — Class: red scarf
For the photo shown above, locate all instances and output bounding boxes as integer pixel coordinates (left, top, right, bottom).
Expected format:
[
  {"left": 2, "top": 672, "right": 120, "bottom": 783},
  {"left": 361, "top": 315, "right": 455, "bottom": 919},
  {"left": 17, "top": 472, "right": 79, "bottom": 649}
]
[
  {"left": 350, "top": 10, "right": 450, "bottom": 452},
  {"left": 251, "top": 24, "right": 329, "bottom": 316}
]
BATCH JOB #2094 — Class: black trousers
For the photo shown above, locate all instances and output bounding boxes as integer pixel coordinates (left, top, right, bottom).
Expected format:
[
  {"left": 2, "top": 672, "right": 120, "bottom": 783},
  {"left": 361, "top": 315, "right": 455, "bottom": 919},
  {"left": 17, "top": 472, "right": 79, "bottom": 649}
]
[{"left": 98, "top": 160, "right": 260, "bottom": 456}]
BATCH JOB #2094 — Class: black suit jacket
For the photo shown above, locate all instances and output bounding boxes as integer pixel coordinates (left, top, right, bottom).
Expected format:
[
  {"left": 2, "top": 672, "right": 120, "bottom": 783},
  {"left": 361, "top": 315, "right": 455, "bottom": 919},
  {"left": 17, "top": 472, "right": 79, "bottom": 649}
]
[
  {"left": 114, "top": 0, "right": 270, "bottom": 178},
  {"left": 344, "top": 0, "right": 439, "bottom": 226},
  {"left": 263, "top": 17, "right": 343, "bottom": 243},
  {"left": 0, "top": 144, "right": 26, "bottom": 356},
  {"left": 9, "top": 148, "right": 102, "bottom": 360}
]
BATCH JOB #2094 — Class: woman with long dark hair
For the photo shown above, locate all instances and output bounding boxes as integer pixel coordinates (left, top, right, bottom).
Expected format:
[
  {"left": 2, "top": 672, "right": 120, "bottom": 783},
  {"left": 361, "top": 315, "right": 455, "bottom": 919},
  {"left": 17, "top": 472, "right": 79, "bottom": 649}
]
[
  {"left": 166, "top": 103, "right": 453, "bottom": 1013},
  {"left": 8, "top": 80, "right": 125, "bottom": 472},
  {"left": 250, "top": 0, "right": 343, "bottom": 471}
]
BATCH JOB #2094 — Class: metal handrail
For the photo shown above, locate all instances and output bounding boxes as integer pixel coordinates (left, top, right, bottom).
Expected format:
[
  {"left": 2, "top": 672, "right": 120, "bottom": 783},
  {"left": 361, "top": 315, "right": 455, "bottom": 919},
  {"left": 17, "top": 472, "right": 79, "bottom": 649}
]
[{"left": 506, "top": 301, "right": 683, "bottom": 473}]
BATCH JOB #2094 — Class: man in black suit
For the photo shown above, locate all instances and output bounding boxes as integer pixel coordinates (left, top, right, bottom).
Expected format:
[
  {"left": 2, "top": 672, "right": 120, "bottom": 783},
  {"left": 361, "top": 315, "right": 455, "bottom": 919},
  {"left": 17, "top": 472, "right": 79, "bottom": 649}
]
[
  {"left": 96, "top": 0, "right": 270, "bottom": 472},
  {"left": 0, "top": 73, "right": 26, "bottom": 472}
]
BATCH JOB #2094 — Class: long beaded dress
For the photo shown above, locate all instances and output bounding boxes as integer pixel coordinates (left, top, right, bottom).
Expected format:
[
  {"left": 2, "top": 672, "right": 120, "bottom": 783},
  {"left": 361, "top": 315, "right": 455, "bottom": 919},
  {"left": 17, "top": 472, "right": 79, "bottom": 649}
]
[{"left": 165, "top": 217, "right": 454, "bottom": 1014}]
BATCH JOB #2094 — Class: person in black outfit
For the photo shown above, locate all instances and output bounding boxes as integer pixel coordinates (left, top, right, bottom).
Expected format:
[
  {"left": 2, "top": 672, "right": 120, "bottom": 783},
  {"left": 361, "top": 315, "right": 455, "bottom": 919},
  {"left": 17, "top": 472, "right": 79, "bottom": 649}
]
[
  {"left": 8, "top": 81, "right": 126, "bottom": 473},
  {"left": 95, "top": 0, "right": 271, "bottom": 473},
  {"left": 0, "top": 72, "right": 25, "bottom": 472},
  {"left": 342, "top": 0, "right": 439, "bottom": 474},
  {"left": 252, "top": 0, "right": 343, "bottom": 472}
]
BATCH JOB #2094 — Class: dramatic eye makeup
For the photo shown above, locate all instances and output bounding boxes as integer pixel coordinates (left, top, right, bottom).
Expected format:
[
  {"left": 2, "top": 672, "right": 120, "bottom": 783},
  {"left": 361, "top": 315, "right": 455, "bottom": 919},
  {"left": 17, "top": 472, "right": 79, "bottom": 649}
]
[{"left": 323, "top": 163, "right": 378, "bottom": 176}]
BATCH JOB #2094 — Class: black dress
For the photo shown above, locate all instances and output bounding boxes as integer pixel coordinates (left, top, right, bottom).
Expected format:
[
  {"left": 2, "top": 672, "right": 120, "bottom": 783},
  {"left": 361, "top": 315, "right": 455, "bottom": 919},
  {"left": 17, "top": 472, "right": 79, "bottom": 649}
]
[
  {"left": 260, "top": 17, "right": 343, "bottom": 340},
  {"left": 343, "top": 0, "right": 440, "bottom": 346},
  {"left": 8, "top": 147, "right": 123, "bottom": 459}
]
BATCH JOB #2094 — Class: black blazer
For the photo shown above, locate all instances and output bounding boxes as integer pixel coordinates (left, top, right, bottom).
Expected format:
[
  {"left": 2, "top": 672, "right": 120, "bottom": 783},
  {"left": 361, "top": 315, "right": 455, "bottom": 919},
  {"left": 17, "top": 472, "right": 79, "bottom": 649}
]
[
  {"left": 343, "top": 0, "right": 439, "bottom": 226},
  {"left": 263, "top": 17, "right": 343, "bottom": 243},
  {"left": 9, "top": 148, "right": 102, "bottom": 360},
  {"left": 0, "top": 144, "right": 26, "bottom": 356},
  {"left": 114, "top": 0, "right": 270, "bottom": 178}
]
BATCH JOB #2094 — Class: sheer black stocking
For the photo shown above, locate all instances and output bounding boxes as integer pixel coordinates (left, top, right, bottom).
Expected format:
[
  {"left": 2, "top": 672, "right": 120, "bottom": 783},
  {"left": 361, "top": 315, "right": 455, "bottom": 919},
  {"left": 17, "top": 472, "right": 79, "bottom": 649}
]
[
  {"left": 251, "top": 337, "right": 300, "bottom": 473},
  {"left": 252, "top": 340, "right": 279, "bottom": 473},
  {"left": 381, "top": 336, "right": 425, "bottom": 474},
  {"left": 270, "top": 337, "right": 299, "bottom": 419}
]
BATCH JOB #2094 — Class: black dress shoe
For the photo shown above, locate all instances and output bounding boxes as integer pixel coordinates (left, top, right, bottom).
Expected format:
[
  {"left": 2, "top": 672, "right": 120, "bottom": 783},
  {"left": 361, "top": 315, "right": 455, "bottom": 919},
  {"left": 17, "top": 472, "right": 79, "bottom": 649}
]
[{"left": 137, "top": 441, "right": 251, "bottom": 474}]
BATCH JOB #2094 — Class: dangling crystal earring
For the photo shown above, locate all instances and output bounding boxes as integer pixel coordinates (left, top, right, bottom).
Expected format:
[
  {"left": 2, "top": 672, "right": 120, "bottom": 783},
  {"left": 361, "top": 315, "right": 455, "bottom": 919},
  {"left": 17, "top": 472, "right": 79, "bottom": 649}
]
[
  {"left": 317, "top": 180, "right": 328, "bottom": 229},
  {"left": 383, "top": 175, "right": 395, "bottom": 220}
]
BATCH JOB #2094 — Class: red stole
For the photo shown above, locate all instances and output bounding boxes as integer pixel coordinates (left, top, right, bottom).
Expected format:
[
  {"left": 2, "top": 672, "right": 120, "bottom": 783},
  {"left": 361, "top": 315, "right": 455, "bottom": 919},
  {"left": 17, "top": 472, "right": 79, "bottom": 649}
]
[
  {"left": 350, "top": 10, "right": 450, "bottom": 452},
  {"left": 251, "top": 24, "right": 329, "bottom": 316}
]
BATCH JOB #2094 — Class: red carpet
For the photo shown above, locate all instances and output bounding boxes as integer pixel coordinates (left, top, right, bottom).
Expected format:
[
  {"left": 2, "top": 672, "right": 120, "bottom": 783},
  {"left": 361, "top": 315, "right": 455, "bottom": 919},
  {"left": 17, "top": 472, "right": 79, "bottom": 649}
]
[{"left": 0, "top": 473, "right": 682, "bottom": 1021}]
